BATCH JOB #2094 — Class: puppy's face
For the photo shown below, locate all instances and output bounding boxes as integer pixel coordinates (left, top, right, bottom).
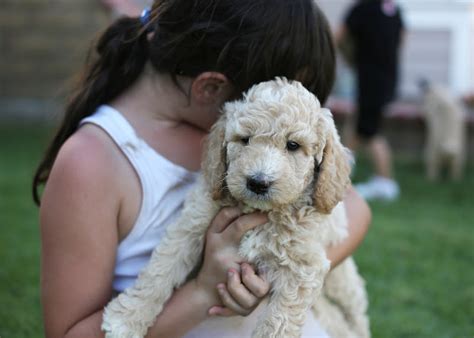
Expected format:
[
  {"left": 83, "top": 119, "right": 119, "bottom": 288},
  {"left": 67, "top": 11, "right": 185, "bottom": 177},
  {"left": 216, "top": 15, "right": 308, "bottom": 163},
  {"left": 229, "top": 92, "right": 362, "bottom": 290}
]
[
  {"left": 203, "top": 78, "right": 351, "bottom": 214},
  {"left": 222, "top": 82, "right": 324, "bottom": 210}
]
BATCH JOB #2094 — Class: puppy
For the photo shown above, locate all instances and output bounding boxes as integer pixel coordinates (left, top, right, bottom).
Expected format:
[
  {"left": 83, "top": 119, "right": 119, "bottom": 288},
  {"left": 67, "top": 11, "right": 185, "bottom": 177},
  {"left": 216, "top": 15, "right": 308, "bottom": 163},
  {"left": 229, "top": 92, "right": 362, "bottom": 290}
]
[
  {"left": 420, "top": 82, "right": 466, "bottom": 181},
  {"left": 102, "top": 78, "right": 369, "bottom": 338}
]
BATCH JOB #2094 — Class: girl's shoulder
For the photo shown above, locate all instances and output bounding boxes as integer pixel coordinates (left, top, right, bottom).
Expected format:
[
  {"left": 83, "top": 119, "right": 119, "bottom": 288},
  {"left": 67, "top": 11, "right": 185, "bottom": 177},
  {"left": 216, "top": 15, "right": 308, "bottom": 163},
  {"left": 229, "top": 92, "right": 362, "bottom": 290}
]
[
  {"left": 43, "top": 124, "right": 134, "bottom": 215},
  {"left": 56, "top": 124, "right": 125, "bottom": 185}
]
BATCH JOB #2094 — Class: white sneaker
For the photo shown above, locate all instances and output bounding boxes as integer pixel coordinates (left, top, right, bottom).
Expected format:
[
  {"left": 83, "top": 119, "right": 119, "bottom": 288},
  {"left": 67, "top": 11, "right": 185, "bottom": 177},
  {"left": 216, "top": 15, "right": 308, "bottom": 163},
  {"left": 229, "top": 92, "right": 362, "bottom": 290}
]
[{"left": 355, "top": 176, "right": 400, "bottom": 201}]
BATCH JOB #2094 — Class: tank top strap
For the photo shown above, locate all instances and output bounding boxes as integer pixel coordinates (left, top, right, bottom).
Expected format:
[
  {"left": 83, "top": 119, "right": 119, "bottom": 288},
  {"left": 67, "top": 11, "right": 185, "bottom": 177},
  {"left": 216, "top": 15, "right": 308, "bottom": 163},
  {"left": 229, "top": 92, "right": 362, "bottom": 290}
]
[
  {"left": 80, "top": 105, "right": 142, "bottom": 150},
  {"left": 79, "top": 104, "right": 159, "bottom": 240}
]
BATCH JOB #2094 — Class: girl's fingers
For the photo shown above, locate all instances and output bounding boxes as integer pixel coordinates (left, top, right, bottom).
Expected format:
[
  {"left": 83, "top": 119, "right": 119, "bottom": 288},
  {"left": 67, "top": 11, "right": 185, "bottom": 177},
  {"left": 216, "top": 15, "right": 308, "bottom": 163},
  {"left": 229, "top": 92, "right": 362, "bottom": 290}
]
[
  {"left": 209, "top": 266, "right": 269, "bottom": 318},
  {"left": 208, "top": 207, "right": 242, "bottom": 234},
  {"left": 216, "top": 283, "right": 252, "bottom": 316},
  {"left": 241, "top": 263, "right": 270, "bottom": 298},
  {"left": 224, "top": 213, "right": 268, "bottom": 241},
  {"left": 208, "top": 305, "right": 236, "bottom": 317},
  {"left": 226, "top": 269, "right": 259, "bottom": 309}
]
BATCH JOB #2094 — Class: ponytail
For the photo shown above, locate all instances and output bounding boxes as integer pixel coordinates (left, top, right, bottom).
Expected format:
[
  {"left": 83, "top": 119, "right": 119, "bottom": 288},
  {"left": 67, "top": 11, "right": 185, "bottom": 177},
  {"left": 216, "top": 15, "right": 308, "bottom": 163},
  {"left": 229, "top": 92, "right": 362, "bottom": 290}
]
[{"left": 32, "top": 17, "right": 148, "bottom": 205}]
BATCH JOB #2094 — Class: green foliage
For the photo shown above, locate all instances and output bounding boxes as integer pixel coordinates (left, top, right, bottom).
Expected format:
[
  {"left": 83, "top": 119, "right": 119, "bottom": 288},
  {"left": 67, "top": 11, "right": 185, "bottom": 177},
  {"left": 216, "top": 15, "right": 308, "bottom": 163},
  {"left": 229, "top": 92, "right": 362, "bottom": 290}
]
[{"left": 0, "top": 124, "right": 472, "bottom": 337}]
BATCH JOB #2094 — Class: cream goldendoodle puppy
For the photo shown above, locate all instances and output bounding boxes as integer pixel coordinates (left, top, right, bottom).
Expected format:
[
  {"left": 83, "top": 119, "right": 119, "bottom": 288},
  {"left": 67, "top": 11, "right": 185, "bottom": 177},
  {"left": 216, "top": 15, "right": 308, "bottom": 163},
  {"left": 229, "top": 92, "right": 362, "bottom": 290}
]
[{"left": 102, "top": 78, "right": 369, "bottom": 338}]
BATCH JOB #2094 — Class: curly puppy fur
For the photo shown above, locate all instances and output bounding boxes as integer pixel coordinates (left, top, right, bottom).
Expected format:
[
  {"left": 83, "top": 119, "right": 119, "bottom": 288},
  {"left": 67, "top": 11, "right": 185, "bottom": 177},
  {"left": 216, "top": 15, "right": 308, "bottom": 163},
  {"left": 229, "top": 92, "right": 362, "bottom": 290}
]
[
  {"left": 102, "top": 78, "right": 370, "bottom": 338},
  {"left": 422, "top": 84, "right": 466, "bottom": 181}
]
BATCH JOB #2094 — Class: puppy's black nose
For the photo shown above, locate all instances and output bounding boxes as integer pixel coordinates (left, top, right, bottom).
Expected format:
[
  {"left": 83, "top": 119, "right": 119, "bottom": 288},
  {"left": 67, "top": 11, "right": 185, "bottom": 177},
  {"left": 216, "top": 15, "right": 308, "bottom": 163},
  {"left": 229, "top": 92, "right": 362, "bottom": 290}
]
[{"left": 246, "top": 175, "right": 272, "bottom": 195}]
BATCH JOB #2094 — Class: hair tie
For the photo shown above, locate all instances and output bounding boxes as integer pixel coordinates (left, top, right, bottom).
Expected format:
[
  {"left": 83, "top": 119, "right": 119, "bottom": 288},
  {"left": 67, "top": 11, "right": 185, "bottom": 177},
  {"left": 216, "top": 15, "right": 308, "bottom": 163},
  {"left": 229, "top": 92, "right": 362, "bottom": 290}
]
[{"left": 140, "top": 8, "right": 154, "bottom": 32}]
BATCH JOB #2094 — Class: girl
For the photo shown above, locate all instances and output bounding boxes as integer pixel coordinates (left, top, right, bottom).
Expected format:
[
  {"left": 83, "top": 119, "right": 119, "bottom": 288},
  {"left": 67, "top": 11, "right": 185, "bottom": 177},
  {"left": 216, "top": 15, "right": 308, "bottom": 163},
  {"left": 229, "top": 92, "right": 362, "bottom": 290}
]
[{"left": 33, "top": 0, "right": 371, "bottom": 337}]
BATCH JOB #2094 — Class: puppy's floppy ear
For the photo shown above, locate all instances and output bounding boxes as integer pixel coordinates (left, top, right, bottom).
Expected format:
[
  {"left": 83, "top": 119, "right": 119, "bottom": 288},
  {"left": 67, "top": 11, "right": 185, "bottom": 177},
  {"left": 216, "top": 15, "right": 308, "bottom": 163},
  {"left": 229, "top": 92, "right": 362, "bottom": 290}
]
[
  {"left": 202, "top": 115, "right": 227, "bottom": 200},
  {"left": 313, "top": 116, "right": 352, "bottom": 214}
]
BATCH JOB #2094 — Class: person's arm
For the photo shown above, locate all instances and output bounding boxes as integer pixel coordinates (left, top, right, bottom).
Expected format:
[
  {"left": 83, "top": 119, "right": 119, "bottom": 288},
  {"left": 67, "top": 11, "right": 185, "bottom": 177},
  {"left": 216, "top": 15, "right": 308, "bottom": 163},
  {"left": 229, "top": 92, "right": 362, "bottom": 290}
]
[
  {"left": 147, "top": 209, "right": 270, "bottom": 337},
  {"left": 326, "top": 186, "right": 372, "bottom": 269},
  {"left": 40, "top": 132, "right": 121, "bottom": 338},
  {"left": 41, "top": 132, "right": 269, "bottom": 338},
  {"left": 41, "top": 133, "right": 216, "bottom": 338}
]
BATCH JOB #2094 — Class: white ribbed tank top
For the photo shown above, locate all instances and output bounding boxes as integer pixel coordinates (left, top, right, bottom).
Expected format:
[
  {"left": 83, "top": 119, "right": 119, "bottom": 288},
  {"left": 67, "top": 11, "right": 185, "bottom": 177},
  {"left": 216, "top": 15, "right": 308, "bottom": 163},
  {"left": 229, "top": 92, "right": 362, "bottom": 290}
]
[
  {"left": 80, "top": 105, "right": 199, "bottom": 292},
  {"left": 80, "top": 105, "right": 330, "bottom": 338}
]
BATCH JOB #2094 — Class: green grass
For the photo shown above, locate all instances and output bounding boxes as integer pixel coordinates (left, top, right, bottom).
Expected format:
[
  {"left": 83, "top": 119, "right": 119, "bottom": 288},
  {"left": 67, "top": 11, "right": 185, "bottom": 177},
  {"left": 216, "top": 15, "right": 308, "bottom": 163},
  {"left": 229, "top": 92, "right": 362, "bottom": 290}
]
[
  {"left": 352, "top": 157, "right": 474, "bottom": 338},
  {"left": 0, "top": 123, "right": 52, "bottom": 338},
  {"left": 0, "top": 123, "right": 473, "bottom": 338}
]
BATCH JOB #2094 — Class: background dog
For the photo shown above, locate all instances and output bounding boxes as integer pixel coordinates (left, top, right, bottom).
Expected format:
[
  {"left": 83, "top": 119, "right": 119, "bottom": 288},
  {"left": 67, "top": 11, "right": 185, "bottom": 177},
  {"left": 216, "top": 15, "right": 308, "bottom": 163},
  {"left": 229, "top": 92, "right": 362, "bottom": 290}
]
[{"left": 419, "top": 80, "right": 466, "bottom": 181}]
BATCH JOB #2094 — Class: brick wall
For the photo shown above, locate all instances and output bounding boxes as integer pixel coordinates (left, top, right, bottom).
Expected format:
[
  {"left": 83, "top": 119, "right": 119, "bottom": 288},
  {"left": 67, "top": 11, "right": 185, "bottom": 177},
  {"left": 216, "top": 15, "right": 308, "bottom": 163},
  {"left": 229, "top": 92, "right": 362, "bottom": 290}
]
[{"left": 0, "top": 0, "right": 109, "bottom": 121}]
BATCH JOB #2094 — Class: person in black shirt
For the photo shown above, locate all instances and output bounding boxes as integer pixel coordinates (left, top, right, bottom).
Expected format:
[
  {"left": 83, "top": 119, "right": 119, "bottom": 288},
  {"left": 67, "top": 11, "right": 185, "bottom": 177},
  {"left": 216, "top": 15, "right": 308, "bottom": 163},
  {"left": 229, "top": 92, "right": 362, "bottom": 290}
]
[{"left": 337, "top": 0, "right": 405, "bottom": 201}]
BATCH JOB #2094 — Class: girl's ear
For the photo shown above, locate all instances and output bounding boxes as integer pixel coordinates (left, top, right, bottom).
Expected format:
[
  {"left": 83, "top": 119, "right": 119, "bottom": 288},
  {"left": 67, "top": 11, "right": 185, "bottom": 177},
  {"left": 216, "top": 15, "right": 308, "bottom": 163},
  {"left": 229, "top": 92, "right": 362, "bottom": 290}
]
[
  {"left": 313, "top": 116, "right": 352, "bottom": 214},
  {"left": 202, "top": 115, "right": 228, "bottom": 200},
  {"left": 191, "top": 72, "right": 232, "bottom": 105}
]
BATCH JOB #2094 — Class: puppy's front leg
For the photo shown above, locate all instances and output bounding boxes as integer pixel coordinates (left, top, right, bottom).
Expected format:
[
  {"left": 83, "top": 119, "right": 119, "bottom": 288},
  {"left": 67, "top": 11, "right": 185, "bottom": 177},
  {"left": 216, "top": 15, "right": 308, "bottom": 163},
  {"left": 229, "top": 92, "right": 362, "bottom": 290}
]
[
  {"left": 102, "top": 182, "right": 218, "bottom": 338},
  {"left": 252, "top": 245, "right": 330, "bottom": 338}
]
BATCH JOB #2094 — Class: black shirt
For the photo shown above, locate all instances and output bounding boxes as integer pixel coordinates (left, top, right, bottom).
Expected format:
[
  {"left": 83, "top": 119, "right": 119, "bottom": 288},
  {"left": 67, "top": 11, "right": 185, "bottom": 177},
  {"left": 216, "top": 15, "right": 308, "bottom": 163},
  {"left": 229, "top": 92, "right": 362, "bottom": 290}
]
[{"left": 345, "top": 0, "right": 404, "bottom": 73}]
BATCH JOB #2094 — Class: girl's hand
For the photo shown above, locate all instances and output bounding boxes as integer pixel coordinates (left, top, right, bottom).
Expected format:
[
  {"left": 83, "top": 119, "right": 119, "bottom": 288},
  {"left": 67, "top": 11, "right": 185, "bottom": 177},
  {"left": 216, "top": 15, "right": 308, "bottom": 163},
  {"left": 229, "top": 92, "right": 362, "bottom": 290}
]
[
  {"left": 209, "top": 262, "right": 270, "bottom": 317},
  {"left": 195, "top": 207, "right": 270, "bottom": 316}
]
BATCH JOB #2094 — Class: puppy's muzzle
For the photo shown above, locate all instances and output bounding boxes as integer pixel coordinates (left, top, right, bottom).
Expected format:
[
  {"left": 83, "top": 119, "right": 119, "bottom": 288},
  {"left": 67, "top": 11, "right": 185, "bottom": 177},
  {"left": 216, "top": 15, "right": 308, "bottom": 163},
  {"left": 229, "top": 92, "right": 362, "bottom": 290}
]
[{"left": 246, "top": 174, "right": 273, "bottom": 195}]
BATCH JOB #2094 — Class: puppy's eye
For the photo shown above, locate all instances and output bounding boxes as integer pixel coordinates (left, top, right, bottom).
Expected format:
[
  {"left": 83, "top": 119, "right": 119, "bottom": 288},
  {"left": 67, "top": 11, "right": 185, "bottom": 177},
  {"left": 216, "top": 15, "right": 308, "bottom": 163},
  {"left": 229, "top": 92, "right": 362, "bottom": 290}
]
[
  {"left": 286, "top": 141, "right": 300, "bottom": 151},
  {"left": 241, "top": 137, "right": 250, "bottom": 145}
]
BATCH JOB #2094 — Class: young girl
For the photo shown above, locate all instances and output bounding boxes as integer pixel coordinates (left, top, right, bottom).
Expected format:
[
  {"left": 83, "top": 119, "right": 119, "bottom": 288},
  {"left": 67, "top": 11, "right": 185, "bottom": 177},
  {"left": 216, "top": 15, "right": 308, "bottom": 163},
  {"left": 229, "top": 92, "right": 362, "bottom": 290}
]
[{"left": 33, "top": 0, "right": 371, "bottom": 337}]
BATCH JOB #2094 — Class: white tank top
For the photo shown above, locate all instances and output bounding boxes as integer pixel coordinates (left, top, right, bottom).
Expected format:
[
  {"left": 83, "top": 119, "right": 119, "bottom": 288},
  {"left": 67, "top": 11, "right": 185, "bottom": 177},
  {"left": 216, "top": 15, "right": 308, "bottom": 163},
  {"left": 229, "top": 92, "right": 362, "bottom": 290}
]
[
  {"left": 80, "top": 105, "right": 199, "bottom": 292},
  {"left": 80, "top": 105, "right": 330, "bottom": 338}
]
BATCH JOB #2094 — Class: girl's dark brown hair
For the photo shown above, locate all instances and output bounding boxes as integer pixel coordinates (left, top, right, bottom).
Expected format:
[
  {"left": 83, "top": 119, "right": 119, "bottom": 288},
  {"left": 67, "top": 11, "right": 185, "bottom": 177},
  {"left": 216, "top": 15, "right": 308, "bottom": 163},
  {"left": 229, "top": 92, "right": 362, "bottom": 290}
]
[{"left": 33, "top": 0, "right": 335, "bottom": 205}]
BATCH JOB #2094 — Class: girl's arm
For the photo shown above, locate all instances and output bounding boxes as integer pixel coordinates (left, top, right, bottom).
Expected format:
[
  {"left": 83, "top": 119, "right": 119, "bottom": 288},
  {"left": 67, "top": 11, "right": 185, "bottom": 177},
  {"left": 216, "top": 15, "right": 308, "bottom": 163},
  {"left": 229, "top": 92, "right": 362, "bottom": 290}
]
[
  {"left": 40, "top": 132, "right": 121, "bottom": 338},
  {"left": 326, "top": 186, "right": 372, "bottom": 269},
  {"left": 41, "top": 132, "right": 268, "bottom": 338},
  {"left": 147, "top": 209, "right": 269, "bottom": 337},
  {"left": 40, "top": 133, "right": 208, "bottom": 338}
]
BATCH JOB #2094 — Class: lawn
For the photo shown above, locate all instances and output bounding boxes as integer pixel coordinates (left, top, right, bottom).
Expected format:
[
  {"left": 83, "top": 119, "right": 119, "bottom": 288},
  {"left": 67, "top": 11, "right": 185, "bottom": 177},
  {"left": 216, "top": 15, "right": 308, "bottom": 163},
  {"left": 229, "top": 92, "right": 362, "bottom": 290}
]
[{"left": 0, "top": 123, "right": 473, "bottom": 338}]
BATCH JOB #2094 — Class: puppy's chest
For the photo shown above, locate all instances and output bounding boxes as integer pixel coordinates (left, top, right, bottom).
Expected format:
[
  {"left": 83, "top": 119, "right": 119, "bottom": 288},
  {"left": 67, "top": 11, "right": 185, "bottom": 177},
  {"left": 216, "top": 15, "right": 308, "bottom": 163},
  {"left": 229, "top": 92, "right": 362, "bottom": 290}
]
[{"left": 238, "top": 209, "right": 324, "bottom": 268}]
